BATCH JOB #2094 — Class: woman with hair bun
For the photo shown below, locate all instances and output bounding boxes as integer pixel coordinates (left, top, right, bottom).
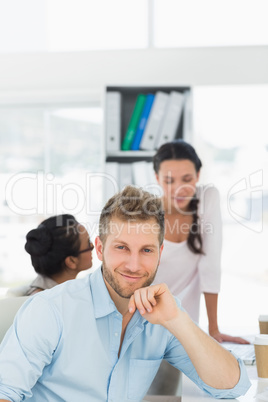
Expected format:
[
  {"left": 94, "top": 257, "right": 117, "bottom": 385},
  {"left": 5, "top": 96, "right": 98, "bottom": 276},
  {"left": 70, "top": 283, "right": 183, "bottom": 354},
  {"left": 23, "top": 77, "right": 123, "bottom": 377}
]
[
  {"left": 153, "top": 139, "right": 247, "bottom": 344},
  {"left": 20, "top": 214, "right": 93, "bottom": 296}
]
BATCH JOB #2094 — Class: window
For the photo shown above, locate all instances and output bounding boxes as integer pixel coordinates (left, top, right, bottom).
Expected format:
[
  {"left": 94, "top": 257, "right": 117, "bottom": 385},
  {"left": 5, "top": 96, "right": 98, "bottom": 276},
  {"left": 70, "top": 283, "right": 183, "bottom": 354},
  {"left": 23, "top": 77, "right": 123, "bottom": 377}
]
[
  {"left": 154, "top": 0, "right": 268, "bottom": 47},
  {"left": 0, "top": 0, "right": 148, "bottom": 52},
  {"left": 193, "top": 85, "right": 268, "bottom": 333},
  {"left": 0, "top": 104, "right": 102, "bottom": 288}
]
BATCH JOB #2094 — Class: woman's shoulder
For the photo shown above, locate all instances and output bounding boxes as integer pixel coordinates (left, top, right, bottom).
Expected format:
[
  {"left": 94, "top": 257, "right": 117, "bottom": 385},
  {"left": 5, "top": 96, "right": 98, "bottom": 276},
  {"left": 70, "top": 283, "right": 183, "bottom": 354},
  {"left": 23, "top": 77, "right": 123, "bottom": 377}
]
[
  {"left": 196, "top": 184, "right": 220, "bottom": 202},
  {"left": 196, "top": 184, "right": 221, "bottom": 216}
]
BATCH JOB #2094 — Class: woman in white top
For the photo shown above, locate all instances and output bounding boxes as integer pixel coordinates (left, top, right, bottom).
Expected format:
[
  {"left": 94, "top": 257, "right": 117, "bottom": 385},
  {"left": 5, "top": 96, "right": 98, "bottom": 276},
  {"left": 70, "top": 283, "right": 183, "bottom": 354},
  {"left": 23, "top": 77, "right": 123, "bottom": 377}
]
[{"left": 153, "top": 139, "right": 247, "bottom": 343}]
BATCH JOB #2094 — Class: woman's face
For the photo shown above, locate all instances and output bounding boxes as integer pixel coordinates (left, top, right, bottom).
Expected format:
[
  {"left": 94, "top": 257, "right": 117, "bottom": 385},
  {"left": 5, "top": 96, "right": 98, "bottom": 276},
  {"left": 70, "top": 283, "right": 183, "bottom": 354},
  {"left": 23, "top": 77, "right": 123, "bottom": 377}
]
[
  {"left": 76, "top": 224, "right": 94, "bottom": 272},
  {"left": 156, "top": 159, "right": 200, "bottom": 213}
]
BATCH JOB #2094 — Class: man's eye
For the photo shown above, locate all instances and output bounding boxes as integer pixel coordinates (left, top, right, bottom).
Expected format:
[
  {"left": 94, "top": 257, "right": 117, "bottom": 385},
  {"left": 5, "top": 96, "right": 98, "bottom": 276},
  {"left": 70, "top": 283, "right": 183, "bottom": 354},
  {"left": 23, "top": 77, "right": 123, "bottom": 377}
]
[
  {"left": 143, "top": 248, "right": 152, "bottom": 253},
  {"left": 117, "top": 245, "right": 125, "bottom": 250}
]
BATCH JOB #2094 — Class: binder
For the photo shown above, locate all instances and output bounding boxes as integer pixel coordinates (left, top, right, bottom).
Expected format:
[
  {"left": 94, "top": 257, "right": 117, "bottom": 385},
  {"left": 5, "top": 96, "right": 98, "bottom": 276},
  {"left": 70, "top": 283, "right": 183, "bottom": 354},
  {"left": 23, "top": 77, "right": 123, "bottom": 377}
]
[
  {"left": 121, "top": 94, "right": 146, "bottom": 151},
  {"left": 140, "top": 91, "right": 169, "bottom": 150},
  {"left": 105, "top": 92, "right": 121, "bottom": 152},
  {"left": 132, "top": 161, "right": 151, "bottom": 188},
  {"left": 131, "top": 94, "right": 155, "bottom": 150},
  {"left": 146, "top": 162, "right": 161, "bottom": 196},
  {"left": 155, "top": 91, "right": 185, "bottom": 149},
  {"left": 119, "top": 163, "right": 133, "bottom": 189}
]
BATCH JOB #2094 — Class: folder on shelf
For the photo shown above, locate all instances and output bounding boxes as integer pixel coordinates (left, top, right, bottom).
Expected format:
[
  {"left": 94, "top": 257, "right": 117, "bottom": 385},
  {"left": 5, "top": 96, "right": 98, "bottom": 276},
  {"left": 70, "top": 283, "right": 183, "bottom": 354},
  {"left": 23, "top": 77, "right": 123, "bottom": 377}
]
[
  {"left": 121, "top": 94, "right": 146, "bottom": 151},
  {"left": 105, "top": 92, "right": 121, "bottom": 152},
  {"left": 146, "top": 162, "right": 161, "bottom": 196},
  {"left": 131, "top": 94, "right": 155, "bottom": 151},
  {"left": 155, "top": 91, "right": 185, "bottom": 149},
  {"left": 119, "top": 163, "right": 133, "bottom": 189},
  {"left": 140, "top": 91, "right": 169, "bottom": 150}
]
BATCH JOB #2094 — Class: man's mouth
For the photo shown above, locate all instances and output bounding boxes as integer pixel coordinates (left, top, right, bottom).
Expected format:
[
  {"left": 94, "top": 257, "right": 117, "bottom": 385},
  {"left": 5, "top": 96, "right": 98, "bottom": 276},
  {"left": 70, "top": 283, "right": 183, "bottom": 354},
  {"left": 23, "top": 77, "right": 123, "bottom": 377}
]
[{"left": 119, "top": 272, "right": 144, "bottom": 282}]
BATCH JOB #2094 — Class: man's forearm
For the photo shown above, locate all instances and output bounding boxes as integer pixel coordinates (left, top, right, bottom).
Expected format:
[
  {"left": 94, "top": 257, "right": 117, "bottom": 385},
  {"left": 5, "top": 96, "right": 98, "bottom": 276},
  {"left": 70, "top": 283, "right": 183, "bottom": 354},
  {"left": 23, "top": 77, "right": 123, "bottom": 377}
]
[{"left": 164, "top": 309, "right": 240, "bottom": 389}]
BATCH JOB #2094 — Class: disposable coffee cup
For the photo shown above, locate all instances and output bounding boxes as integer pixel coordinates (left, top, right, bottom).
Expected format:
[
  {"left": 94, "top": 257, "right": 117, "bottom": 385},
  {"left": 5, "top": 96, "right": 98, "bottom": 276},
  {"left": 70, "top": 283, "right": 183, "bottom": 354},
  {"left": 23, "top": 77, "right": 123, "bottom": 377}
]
[
  {"left": 259, "top": 315, "right": 268, "bottom": 334},
  {"left": 254, "top": 335, "right": 268, "bottom": 378}
]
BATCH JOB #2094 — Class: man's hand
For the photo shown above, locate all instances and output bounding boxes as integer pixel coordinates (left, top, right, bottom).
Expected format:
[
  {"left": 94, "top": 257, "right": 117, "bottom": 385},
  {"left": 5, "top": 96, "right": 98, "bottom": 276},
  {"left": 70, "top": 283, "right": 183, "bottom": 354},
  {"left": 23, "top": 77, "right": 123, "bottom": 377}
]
[
  {"left": 128, "top": 283, "right": 180, "bottom": 327},
  {"left": 129, "top": 283, "right": 241, "bottom": 390}
]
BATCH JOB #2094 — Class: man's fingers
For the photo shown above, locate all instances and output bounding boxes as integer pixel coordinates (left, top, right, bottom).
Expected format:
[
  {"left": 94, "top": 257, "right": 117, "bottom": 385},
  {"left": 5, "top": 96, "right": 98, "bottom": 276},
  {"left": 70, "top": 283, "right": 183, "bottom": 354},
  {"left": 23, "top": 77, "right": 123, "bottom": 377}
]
[
  {"left": 140, "top": 288, "right": 154, "bottom": 313},
  {"left": 133, "top": 289, "right": 146, "bottom": 315},
  {"left": 128, "top": 283, "right": 169, "bottom": 316},
  {"left": 128, "top": 295, "right": 136, "bottom": 314},
  {"left": 147, "top": 287, "right": 157, "bottom": 307}
]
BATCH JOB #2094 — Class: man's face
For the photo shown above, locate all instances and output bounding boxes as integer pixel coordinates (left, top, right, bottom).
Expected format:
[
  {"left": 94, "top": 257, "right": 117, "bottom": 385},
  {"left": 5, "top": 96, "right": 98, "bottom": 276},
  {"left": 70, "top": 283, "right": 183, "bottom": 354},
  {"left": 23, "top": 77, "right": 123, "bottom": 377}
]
[{"left": 95, "top": 218, "right": 163, "bottom": 299}]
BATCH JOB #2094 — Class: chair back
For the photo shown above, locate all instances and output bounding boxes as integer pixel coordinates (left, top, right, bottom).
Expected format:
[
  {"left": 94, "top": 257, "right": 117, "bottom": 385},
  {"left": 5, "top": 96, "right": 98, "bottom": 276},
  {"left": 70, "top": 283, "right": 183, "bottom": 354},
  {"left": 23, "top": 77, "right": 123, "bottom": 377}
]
[
  {"left": 146, "top": 360, "right": 182, "bottom": 399},
  {"left": 0, "top": 296, "right": 28, "bottom": 343}
]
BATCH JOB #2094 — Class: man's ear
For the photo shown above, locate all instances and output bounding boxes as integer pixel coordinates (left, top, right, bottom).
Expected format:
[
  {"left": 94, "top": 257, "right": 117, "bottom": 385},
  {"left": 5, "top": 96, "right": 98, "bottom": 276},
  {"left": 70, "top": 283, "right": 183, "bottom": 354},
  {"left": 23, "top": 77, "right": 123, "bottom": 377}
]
[
  {"left": 95, "top": 236, "right": 104, "bottom": 261},
  {"left": 158, "top": 243, "right": 164, "bottom": 265},
  {"left": 64, "top": 256, "right": 78, "bottom": 270}
]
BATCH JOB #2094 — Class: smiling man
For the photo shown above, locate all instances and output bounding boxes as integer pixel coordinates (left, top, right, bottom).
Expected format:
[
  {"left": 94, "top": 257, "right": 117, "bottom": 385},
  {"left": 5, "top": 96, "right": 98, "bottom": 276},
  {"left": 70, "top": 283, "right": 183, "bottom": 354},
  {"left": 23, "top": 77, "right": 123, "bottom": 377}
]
[{"left": 0, "top": 186, "right": 250, "bottom": 402}]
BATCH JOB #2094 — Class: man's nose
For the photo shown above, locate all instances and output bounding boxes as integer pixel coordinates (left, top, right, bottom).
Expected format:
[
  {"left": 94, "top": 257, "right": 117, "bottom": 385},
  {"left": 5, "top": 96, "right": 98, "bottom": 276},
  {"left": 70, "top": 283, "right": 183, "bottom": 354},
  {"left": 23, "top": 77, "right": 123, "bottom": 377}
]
[{"left": 125, "top": 252, "right": 140, "bottom": 272}]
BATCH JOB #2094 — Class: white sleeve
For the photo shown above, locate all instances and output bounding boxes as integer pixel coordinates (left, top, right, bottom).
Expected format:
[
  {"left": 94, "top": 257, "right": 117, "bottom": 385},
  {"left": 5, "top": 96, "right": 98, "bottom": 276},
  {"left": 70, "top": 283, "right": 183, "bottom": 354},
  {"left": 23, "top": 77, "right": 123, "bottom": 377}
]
[{"left": 198, "top": 185, "right": 222, "bottom": 293}]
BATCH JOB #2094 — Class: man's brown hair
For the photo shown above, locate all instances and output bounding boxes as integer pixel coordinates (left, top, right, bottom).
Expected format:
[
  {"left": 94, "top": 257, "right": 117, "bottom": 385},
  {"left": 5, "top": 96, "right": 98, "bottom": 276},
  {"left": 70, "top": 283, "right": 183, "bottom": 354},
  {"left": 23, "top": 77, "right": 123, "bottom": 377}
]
[{"left": 99, "top": 185, "right": 165, "bottom": 245}]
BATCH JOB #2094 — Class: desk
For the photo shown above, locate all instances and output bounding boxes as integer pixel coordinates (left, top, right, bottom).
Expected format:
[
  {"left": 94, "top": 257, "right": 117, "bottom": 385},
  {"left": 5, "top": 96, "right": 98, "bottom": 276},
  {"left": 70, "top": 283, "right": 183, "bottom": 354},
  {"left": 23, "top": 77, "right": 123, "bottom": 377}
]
[
  {"left": 144, "top": 366, "right": 268, "bottom": 402},
  {"left": 181, "top": 365, "right": 268, "bottom": 401}
]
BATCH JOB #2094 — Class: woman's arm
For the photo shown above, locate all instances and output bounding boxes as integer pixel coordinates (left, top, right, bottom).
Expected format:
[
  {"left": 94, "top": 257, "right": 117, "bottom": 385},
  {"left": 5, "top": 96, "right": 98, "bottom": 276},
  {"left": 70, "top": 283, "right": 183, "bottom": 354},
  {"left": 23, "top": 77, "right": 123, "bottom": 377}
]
[{"left": 204, "top": 292, "right": 249, "bottom": 344}]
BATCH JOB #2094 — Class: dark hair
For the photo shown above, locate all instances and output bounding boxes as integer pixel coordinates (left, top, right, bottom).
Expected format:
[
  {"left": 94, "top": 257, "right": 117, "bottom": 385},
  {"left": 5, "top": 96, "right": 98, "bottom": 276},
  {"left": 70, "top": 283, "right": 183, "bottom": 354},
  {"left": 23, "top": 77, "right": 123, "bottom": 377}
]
[
  {"left": 153, "top": 139, "right": 203, "bottom": 255},
  {"left": 25, "top": 214, "right": 81, "bottom": 277},
  {"left": 99, "top": 185, "right": 165, "bottom": 246}
]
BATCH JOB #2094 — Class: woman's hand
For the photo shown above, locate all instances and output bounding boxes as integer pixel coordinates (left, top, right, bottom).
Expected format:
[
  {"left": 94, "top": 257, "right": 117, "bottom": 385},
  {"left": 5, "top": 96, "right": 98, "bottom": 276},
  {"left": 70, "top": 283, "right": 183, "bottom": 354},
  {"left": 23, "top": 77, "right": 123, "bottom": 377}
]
[{"left": 209, "top": 329, "right": 250, "bottom": 344}]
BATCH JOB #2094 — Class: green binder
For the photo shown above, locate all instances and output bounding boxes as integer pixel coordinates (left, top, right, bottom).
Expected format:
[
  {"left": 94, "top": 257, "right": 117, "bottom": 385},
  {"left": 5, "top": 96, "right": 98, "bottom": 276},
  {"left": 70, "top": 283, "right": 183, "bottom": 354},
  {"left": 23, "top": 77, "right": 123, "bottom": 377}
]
[{"left": 121, "top": 94, "right": 146, "bottom": 151}]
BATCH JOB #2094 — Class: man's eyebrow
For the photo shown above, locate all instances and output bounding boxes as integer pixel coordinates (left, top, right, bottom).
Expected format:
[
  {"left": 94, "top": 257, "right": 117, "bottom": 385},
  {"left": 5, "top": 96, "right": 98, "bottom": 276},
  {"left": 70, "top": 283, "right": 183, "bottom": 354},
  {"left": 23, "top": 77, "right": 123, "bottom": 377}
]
[
  {"left": 111, "top": 239, "right": 129, "bottom": 245},
  {"left": 141, "top": 244, "right": 158, "bottom": 249}
]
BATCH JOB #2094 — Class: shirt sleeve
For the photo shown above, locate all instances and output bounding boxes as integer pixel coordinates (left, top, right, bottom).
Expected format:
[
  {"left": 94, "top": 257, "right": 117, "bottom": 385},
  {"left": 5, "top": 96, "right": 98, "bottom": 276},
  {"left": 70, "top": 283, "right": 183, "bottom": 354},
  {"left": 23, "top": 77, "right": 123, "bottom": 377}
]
[
  {"left": 0, "top": 295, "right": 62, "bottom": 402},
  {"left": 198, "top": 185, "right": 222, "bottom": 293},
  {"left": 164, "top": 333, "right": 251, "bottom": 399}
]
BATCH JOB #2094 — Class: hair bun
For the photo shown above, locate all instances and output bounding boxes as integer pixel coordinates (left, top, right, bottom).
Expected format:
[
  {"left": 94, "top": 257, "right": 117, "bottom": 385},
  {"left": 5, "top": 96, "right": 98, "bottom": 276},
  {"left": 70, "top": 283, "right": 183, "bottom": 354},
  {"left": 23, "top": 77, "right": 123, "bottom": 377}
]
[{"left": 25, "top": 225, "right": 53, "bottom": 256}]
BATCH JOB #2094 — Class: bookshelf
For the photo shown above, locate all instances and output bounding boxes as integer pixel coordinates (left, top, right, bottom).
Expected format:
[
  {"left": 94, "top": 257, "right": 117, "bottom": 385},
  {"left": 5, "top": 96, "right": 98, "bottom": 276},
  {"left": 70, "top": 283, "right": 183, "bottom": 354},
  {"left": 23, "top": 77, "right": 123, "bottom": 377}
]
[{"left": 103, "top": 85, "right": 192, "bottom": 201}]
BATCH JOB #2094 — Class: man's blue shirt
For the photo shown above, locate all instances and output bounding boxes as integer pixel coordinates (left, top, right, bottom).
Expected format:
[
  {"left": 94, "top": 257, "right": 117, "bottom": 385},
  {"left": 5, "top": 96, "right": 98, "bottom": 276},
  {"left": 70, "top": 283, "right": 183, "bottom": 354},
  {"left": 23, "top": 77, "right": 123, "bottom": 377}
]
[{"left": 0, "top": 267, "right": 250, "bottom": 401}]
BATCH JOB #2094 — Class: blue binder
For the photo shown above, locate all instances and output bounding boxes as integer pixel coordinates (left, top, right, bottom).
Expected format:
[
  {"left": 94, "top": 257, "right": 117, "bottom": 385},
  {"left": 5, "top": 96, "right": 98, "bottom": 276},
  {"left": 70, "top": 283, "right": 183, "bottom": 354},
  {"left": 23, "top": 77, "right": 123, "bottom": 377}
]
[{"left": 131, "top": 94, "right": 155, "bottom": 150}]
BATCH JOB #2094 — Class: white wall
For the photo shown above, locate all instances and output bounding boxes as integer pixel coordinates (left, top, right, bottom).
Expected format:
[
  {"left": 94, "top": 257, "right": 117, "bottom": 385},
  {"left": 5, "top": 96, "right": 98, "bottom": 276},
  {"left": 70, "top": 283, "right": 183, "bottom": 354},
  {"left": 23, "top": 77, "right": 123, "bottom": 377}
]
[{"left": 0, "top": 46, "right": 267, "bottom": 103}]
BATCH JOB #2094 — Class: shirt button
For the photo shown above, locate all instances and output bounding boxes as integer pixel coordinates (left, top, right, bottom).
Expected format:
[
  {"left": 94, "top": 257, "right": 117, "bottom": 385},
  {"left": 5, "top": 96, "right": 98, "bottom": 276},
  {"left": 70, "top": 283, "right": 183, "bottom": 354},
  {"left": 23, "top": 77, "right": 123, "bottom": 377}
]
[{"left": 114, "top": 332, "right": 119, "bottom": 337}]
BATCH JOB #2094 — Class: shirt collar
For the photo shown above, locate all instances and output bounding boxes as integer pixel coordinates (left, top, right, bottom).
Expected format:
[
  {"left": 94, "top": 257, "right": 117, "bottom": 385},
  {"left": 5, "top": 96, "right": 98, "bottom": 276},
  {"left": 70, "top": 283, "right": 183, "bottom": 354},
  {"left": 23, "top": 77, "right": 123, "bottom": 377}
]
[
  {"left": 90, "top": 266, "right": 118, "bottom": 319},
  {"left": 89, "top": 267, "right": 148, "bottom": 328}
]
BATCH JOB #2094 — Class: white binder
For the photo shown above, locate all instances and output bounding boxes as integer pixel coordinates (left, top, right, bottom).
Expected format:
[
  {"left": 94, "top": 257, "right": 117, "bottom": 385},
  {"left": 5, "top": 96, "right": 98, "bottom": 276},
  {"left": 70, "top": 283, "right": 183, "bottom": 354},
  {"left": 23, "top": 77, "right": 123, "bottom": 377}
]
[
  {"left": 140, "top": 91, "right": 169, "bottom": 150},
  {"left": 155, "top": 91, "right": 185, "bottom": 149},
  {"left": 132, "top": 161, "right": 150, "bottom": 188},
  {"left": 119, "top": 163, "right": 133, "bottom": 189},
  {"left": 105, "top": 92, "right": 121, "bottom": 152}
]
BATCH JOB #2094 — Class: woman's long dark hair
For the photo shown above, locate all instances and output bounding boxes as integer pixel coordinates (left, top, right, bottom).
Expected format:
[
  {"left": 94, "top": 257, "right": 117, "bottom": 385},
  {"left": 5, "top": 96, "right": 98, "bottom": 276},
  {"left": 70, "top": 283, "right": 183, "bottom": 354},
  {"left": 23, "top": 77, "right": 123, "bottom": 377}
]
[
  {"left": 25, "top": 214, "right": 81, "bottom": 277},
  {"left": 153, "top": 139, "right": 204, "bottom": 254}
]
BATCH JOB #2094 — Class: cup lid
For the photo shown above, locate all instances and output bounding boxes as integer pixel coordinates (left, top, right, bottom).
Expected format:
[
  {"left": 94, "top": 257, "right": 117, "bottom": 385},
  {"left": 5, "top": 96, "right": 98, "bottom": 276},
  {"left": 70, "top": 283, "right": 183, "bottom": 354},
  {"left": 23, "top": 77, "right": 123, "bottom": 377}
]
[
  {"left": 254, "top": 335, "right": 268, "bottom": 345},
  {"left": 259, "top": 315, "right": 268, "bottom": 321}
]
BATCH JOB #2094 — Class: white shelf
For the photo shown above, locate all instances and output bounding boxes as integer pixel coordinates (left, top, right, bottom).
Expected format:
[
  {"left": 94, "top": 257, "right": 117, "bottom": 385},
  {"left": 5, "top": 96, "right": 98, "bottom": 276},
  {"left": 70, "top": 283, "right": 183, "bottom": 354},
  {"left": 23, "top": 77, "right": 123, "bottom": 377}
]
[{"left": 106, "top": 151, "right": 155, "bottom": 158}]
